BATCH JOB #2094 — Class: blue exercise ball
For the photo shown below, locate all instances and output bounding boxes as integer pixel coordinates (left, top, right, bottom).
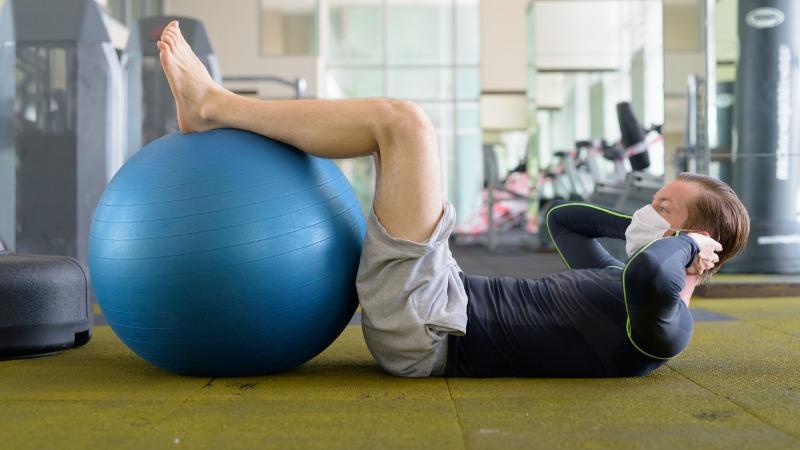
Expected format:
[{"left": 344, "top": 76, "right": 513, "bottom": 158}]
[{"left": 89, "top": 129, "right": 365, "bottom": 376}]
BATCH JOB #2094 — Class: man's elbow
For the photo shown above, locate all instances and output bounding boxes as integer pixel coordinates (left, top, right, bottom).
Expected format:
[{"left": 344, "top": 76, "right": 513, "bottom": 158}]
[{"left": 627, "top": 250, "right": 681, "bottom": 300}]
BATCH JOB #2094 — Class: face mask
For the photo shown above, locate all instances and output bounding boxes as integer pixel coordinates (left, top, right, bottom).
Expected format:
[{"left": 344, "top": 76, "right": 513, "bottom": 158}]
[{"left": 625, "top": 204, "right": 673, "bottom": 257}]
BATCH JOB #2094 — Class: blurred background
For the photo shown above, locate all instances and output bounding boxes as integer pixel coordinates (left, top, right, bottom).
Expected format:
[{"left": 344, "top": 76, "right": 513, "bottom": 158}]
[{"left": 1, "top": 0, "right": 788, "bottom": 274}]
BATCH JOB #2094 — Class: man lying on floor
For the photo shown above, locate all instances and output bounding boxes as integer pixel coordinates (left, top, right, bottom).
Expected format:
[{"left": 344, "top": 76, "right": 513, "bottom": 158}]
[{"left": 156, "top": 20, "right": 750, "bottom": 378}]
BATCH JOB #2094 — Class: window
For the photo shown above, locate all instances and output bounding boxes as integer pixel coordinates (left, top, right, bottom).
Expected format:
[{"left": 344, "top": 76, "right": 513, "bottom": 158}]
[{"left": 323, "top": 0, "right": 480, "bottom": 219}]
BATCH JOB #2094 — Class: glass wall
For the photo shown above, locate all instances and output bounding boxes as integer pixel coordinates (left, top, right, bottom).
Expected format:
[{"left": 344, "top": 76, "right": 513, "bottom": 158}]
[
  {"left": 527, "top": 1, "right": 664, "bottom": 175},
  {"left": 324, "top": 0, "right": 480, "bottom": 218}
]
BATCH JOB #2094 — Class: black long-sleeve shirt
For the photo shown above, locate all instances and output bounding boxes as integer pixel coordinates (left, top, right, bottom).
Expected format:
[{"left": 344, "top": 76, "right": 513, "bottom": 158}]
[{"left": 445, "top": 201, "right": 699, "bottom": 377}]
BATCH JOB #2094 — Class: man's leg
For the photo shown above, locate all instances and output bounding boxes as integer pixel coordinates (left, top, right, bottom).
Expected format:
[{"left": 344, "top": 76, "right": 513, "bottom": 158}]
[{"left": 158, "top": 21, "right": 443, "bottom": 243}]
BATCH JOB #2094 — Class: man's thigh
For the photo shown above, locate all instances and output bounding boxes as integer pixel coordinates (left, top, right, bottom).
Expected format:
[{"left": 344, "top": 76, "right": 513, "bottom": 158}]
[{"left": 372, "top": 123, "right": 444, "bottom": 243}]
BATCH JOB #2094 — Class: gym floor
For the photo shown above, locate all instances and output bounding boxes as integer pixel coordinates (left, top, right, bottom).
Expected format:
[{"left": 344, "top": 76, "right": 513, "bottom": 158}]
[{"left": 1, "top": 245, "right": 798, "bottom": 449}]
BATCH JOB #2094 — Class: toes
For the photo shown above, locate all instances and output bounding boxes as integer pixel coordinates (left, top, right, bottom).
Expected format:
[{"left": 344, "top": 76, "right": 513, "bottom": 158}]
[
  {"left": 164, "top": 29, "right": 187, "bottom": 53},
  {"left": 163, "top": 29, "right": 178, "bottom": 44},
  {"left": 158, "top": 43, "right": 170, "bottom": 66},
  {"left": 163, "top": 21, "right": 186, "bottom": 44},
  {"left": 162, "top": 34, "right": 176, "bottom": 50},
  {"left": 161, "top": 21, "right": 179, "bottom": 41},
  {"left": 171, "top": 30, "right": 187, "bottom": 48},
  {"left": 161, "top": 33, "right": 177, "bottom": 50}
]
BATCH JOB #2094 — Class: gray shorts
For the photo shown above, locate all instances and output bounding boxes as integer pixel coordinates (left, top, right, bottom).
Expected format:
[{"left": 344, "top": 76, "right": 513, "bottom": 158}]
[{"left": 356, "top": 201, "right": 468, "bottom": 377}]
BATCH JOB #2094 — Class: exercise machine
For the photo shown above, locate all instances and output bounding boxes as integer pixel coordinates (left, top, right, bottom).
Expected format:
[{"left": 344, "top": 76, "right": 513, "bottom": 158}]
[
  {"left": 587, "top": 102, "right": 663, "bottom": 214},
  {"left": 0, "top": 0, "right": 124, "bottom": 265}
]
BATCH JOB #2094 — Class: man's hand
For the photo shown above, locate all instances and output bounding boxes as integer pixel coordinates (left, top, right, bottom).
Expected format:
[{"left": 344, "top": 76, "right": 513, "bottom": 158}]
[{"left": 686, "top": 232, "right": 723, "bottom": 275}]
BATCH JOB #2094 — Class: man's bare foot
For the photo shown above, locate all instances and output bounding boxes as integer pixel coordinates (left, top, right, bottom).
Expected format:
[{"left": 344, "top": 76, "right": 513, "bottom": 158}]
[{"left": 157, "top": 20, "right": 227, "bottom": 133}]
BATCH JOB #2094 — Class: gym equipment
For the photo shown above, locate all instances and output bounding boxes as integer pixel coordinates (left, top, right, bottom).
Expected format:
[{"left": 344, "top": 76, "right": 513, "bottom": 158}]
[
  {"left": 550, "top": 149, "right": 594, "bottom": 201},
  {"left": 618, "top": 102, "right": 652, "bottom": 172},
  {"left": 534, "top": 103, "right": 662, "bottom": 217},
  {"left": 223, "top": 75, "right": 308, "bottom": 99},
  {"left": 88, "top": 129, "right": 366, "bottom": 376},
  {"left": 536, "top": 147, "right": 595, "bottom": 208},
  {"left": 578, "top": 139, "right": 628, "bottom": 188},
  {"left": 676, "top": 76, "right": 734, "bottom": 184},
  {"left": 469, "top": 144, "right": 531, "bottom": 250},
  {"left": 535, "top": 146, "right": 608, "bottom": 252},
  {"left": 0, "top": 235, "right": 93, "bottom": 359},
  {"left": 587, "top": 102, "right": 663, "bottom": 215},
  {"left": 684, "top": 74, "right": 710, "bottom": 176},
  {"left": 723, "top": 0, "right": 800, "bottom": 273},
  {"left": 0, "top": 0, "right": 124, "bottom": 265},
  {"left": 123, "top": 16, "right": 222, "bottom": 158},
  {"left": 544, "top": 141, "right": 632, "bottom": 206}
]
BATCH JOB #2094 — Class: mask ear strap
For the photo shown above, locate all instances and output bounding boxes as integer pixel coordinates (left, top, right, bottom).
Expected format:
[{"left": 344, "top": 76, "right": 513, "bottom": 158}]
[
  {"left": 665, "top": 228, "right": 682, "bottom": 237},
  {"left": 672, "top": 229, "right": 711, "bottom": 238}
]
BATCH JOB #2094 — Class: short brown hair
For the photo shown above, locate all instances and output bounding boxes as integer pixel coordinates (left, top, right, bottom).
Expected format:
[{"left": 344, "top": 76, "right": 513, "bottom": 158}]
[{"left": 677, "top": 172, "right": 750, "bottom": 282}]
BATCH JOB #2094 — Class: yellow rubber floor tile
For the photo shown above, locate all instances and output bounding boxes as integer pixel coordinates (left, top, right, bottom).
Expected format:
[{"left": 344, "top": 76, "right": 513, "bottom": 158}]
[
  {"left": 2, "top": 298, "right": 799, "bottom": 449},
  {"left": 0, "top": 400, "right": 191, "bottom": 450},
  {"left": 193, "top": 327, "right": 450, "bottom": 401},
  {"left": 751, "top": 319, "right": 800, "bottom": 337},
  {"left": 692, "top": 298, "right": 800, "bottom": 321},
  {"left": 192, "top": 328, "right": 451, "bottom": 402},
  {"left": 669, "top": 322, "right": 800, "bottom": 438},
  {"left": 446, "top": 368, "right": 701, "bottom": 401},
  {"left": 0, "top": 362, "right": 210, "bottom": 401},
  {"left": 452, "top": 395, "right": 796, "bottom": 450},
  {"left": 0, "top": 358, "right": 24, "bottom": 373},
  {"left": 16, "top": 327, "right": 143, "bottom": 367},
  {"left": 709, "top": 274, "right": 800, "bottom": 283},
  {"left": 447, "top": 360, "right": 798, "bottom": 449},
  {"left": 152, "top": 399, "right": 464, "bottom": 450},
  {"left": 194, "top": 372, "right": 452, "bottom": 402}
]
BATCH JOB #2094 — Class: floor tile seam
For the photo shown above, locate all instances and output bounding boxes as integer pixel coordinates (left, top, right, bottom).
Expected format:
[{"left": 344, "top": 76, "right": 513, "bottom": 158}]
[
  {"left": 445, "top": 378, "right": 468, "bottom": 450},
  {"left": 201, "top": 377, "right": 216, "bottom": 390},
  {"left": 665, "top": 365, "right": 800, "bottom": 440}
]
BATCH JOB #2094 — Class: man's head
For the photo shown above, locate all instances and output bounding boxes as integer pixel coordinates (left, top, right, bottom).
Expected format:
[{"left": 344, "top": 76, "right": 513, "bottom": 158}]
[{"left": 651, "top": 172, "right": 750, "bottom": 278}]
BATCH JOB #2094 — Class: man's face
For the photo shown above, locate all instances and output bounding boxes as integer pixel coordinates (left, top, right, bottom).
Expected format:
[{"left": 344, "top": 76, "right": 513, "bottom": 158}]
[{"left": 651, "top": 180, "right": 703, "bottom": 232}]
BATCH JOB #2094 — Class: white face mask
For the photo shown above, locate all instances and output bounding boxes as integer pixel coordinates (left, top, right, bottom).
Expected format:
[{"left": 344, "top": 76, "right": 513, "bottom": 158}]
[{"left": 625, "top": 204, "right": 673, "bottom": 257}]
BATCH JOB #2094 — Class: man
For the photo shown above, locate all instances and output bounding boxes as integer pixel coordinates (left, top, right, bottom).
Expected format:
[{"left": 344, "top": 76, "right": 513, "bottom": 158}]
[{"left": 157, "top": 21, "right": 750, "bottom": 378}]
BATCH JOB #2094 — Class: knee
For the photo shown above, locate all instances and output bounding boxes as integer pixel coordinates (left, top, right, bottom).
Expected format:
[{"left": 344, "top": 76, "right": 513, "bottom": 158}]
[{"left": 373, "top": 99, "right": 436, "bottom": 147}]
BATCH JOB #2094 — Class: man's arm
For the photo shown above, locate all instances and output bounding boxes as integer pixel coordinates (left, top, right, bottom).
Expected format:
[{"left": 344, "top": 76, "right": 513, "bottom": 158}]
[
  {"left": 623, "top": 234, "right": 699, "bottom": 359},
  {"left": 546, "top": 201, "right": 632, "bottom": 270}
]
